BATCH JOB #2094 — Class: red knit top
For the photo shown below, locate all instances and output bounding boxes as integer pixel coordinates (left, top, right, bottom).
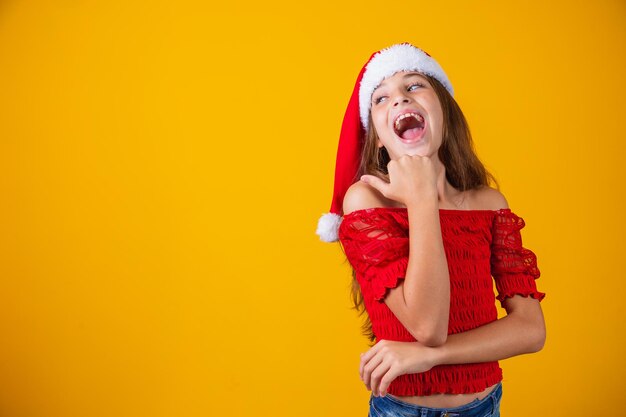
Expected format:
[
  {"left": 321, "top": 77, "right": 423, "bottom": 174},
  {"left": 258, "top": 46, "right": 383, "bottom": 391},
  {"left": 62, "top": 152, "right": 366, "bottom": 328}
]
[{"left": 338, "top": 207, "right": 545, "bottom": 396}]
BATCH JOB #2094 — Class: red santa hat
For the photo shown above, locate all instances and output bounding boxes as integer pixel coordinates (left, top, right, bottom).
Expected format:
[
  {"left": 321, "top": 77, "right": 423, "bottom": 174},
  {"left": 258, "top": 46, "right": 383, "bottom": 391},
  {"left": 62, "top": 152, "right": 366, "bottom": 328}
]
[{"left": 316, "top": 43, "right": 454, "bottom": 242}]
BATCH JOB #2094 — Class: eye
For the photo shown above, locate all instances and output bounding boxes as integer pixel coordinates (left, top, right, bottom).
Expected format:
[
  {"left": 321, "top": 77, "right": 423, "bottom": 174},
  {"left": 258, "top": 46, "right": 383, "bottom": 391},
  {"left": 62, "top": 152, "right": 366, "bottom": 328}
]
[
  {"left": 372, "top": 95, "right": 387, "bottom": 105},
  {"left": 407, "top": 82, "right": 425, "bottom": 91}
]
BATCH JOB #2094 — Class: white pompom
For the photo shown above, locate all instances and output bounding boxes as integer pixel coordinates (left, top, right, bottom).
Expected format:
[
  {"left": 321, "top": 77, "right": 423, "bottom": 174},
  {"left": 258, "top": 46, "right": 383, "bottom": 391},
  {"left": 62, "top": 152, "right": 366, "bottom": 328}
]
[{"left": 316, "top": 213, "right": 342, "bottom": 242}]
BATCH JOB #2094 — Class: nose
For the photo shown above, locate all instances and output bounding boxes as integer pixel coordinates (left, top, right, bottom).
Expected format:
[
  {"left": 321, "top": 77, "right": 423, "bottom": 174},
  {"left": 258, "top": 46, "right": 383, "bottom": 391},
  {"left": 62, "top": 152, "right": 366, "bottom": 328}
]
[{"left": 392, "top": 92, "right": 411, "bottom": 107}]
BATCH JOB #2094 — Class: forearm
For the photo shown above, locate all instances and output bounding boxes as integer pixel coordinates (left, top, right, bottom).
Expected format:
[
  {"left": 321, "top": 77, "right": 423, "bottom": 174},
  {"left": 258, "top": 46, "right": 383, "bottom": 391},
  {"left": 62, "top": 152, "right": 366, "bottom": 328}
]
[
  {"left": 359, "top": 305, "right": 545, "bottom": 397},
  {"left": 404, "top": 198, "right": 450, "bottom": 342},
  {"left": 431, "top": 303, "right": 546, "bottom": 366}
]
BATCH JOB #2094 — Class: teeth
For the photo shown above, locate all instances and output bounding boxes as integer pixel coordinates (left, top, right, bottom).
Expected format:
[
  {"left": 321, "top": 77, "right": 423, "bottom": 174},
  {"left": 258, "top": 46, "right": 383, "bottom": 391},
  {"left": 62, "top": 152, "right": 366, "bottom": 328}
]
[{"left": 394, "top": 112, "right": 424, "bottom": 130}]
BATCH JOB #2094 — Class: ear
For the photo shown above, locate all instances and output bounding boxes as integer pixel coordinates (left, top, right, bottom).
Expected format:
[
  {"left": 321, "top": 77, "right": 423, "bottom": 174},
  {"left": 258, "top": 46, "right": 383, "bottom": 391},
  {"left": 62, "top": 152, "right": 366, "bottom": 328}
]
[{"left": 377, "top": 139, "right": 383, "bottom": 148}]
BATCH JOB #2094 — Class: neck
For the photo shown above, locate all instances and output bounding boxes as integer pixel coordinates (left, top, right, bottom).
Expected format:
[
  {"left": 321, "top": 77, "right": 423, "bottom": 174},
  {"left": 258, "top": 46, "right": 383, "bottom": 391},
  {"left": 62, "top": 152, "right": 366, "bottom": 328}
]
[{"left": 432, "top": 158, "right": 465, "bottom": 209}]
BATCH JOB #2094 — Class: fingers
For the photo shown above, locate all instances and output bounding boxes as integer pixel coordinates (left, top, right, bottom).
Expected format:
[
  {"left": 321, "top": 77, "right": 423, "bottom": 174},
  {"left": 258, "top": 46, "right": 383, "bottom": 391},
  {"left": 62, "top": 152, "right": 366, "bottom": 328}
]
[
  {"left": 361, "top": 155, "right": 437, "bottom": 205},
  {"left": 360, "top": 175, "right": 389, "bottom": 196},
  {"left": 359, "top": 353, "right": 364, "bottom": 380},
  {"left": 365, "top": 355, "right": 398, "bottom": 397},
  {"left": 370, "top": 360, "right": 392, "bottom": 397},
  {"left": 378, "top": 368, "right": 399, "bottom": 397},
  {"left": 359, "top": 343, "right": 383, "bottom": 381},
  {"left": 361, "top": 350, "right": 384, "bottom": 391},
  {"left": 360, "top": 341, "right": 404, "bottom": 397}
]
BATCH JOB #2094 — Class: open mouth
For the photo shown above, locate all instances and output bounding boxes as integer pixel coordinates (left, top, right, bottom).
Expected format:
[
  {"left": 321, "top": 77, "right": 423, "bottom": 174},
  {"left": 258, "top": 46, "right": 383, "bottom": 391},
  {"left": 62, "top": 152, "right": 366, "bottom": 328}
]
[{"left": 393, "top": 112, "right": 425, "bottom": 141}]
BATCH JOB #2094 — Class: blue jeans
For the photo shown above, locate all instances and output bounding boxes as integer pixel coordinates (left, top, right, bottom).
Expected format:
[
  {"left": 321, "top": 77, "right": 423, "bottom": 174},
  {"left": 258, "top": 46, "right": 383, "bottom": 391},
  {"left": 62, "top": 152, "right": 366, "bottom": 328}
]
[{"left": 368, "top": 382, "right": 502, "bottom": 417}]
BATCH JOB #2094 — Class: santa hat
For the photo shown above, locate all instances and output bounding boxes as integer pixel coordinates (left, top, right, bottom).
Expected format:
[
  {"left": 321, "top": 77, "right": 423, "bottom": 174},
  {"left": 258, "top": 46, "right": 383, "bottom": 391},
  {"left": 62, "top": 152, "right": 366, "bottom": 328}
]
[{"left": 316, "top": 43, "right": 454, "bottom": 242}]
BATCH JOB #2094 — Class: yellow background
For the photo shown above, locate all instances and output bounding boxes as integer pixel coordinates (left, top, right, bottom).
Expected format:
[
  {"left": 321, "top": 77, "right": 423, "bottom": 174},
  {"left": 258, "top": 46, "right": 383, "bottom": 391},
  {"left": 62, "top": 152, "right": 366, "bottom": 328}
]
[{"left": 0, "top": 1, "right": 624, "bottom": 416}]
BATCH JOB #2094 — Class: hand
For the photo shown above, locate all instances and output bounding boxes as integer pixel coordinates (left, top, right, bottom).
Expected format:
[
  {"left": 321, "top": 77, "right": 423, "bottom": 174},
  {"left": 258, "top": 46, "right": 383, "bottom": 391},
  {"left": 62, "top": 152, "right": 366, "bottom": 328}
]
[
  {"left": 360, "top": 154, "right": 438, "bottom": 205},
  {"left": 359, "top": 339, "right": 439, "bottom": 397}
]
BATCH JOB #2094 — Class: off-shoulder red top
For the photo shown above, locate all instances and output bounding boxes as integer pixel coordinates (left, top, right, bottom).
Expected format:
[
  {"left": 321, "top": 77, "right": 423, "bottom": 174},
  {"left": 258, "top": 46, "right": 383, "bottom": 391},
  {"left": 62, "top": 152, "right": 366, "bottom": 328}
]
[{"left": 338, "top": 207, "right": 545, "bottom": 396}]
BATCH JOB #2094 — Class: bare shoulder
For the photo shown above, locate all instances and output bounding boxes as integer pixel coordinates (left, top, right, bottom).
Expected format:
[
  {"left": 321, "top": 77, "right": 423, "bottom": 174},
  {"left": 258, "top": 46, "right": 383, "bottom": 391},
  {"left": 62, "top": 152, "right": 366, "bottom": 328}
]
[
  {"left": 342, "top": 180, "right": 388, "bottom": 215},
  {"left": 471, "top": 185, "right": 509, "bottom": 211}
]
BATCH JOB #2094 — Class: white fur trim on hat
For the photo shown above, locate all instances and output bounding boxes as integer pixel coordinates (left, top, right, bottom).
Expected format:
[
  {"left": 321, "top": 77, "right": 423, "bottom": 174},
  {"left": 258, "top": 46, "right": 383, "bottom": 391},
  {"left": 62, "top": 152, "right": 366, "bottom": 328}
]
[
  {"left": 316, "top": 213, "right": 342, "bottom": 242},
  {"left": 359, "top": 44, "right": 454, "bottom": 132}
]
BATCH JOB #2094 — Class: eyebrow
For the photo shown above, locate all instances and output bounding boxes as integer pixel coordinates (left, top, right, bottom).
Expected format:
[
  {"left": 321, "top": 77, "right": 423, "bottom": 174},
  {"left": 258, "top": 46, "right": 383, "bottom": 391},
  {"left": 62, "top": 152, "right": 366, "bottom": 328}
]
[{"left": 373, "top": 72, "right": 427, "bottom": 93}]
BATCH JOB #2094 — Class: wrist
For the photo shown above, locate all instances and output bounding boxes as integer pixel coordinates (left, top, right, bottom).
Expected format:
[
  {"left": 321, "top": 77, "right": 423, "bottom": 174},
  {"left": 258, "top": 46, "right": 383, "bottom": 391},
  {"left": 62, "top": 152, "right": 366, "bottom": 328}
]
[
  {"left": 430, "top": 343, "right": 447, "bottom": 367},
  {"left": 404, "top": 193, "right": 438, "bottom": 210},
  {"left": 405, "top": 342, "right": 445, "bottom": 374}
]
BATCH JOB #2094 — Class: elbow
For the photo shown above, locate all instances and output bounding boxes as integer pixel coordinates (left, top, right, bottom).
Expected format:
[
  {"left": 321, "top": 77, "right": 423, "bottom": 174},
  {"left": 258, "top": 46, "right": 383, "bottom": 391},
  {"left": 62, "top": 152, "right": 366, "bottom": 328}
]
[
  {"left": 506, "top": 297, "right": 546, "bottom": 354},
  {"left": 525, "top": 315, "right": 546, "bottom": 353},
  {"left": 528, "top": 323, "right": 546, "bottom": 353},
  {"left": 411, "top": 325, "right": 448, "bottom": 347},
  {"left": 422, "top": 333, "right": 447, "bottom": 347}
]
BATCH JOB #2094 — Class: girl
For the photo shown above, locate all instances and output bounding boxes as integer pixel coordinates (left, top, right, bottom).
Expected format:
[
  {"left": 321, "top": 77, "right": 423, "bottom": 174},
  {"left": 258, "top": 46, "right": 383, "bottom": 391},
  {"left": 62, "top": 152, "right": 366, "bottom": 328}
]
[{"left": 316, "top": 43, "right": 546, "bottom": 417}]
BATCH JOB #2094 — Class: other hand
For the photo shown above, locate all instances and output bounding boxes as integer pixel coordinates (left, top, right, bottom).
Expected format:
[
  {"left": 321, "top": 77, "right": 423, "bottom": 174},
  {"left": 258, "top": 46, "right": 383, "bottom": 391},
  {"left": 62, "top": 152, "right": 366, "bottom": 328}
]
[{"left": 359, "top": 339, "right": 438, "bottom": 397}]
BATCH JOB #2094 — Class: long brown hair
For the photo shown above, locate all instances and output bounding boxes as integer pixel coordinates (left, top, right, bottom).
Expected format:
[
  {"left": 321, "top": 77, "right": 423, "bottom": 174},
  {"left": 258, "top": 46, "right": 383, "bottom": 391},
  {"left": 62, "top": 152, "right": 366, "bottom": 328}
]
[{"left": 351, "top": 74, "right": 499, "bottom": 344}]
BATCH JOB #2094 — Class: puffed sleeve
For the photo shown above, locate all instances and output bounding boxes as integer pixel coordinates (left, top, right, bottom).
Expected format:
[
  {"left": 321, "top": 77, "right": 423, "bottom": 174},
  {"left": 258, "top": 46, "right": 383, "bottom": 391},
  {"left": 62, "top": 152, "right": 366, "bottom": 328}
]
[
  {"left": 338, "top": 209, "right": 409, "bottom": 302},
  {"left": 490, "top": 209, "right": 545, "bottom": 304}
]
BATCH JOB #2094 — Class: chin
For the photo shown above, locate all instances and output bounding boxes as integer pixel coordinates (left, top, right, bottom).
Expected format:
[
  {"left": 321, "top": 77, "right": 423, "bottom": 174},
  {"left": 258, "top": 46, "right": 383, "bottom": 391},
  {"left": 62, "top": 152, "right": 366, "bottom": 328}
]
[{"left": 397, "top": 143, "right": 430, "bottom": 157}]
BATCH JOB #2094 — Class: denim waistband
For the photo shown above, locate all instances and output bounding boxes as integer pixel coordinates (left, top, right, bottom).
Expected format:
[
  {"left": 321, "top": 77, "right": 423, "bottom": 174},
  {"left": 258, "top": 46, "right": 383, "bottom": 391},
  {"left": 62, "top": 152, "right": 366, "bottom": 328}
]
[{"left": 369, "top": 382, "right": 502, "bottom": 417}]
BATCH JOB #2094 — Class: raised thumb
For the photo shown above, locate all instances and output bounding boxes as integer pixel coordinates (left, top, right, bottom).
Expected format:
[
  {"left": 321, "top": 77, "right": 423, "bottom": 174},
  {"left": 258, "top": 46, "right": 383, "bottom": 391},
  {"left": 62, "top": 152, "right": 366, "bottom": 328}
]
[{"left": 360, "top": 175, "right": 389, "bottom": 195}]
